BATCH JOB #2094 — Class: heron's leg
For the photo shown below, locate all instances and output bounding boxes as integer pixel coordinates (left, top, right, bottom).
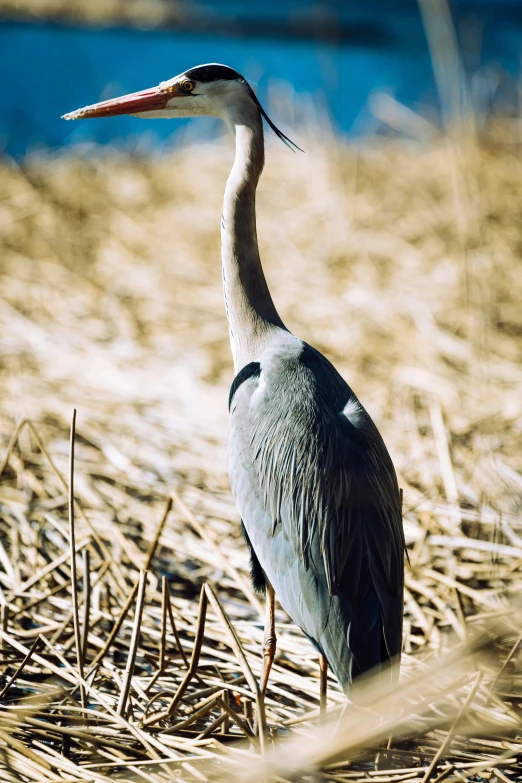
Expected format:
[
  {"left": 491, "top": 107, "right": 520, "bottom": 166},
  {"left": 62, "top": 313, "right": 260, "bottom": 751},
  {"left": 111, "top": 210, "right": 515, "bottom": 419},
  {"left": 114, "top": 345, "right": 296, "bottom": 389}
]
[
  {"left": 259, "top": 583, "right": 276, "bottom": 696},
  {"left": 319, "top": 654, "right": 328, "bottom": 722}
]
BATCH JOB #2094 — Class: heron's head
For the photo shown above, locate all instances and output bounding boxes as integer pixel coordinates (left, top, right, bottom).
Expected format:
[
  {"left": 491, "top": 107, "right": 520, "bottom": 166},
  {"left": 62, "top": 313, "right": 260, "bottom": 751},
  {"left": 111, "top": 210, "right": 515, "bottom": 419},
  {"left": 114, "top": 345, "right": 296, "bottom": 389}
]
[{"left": 62, "top": 63, "right": 300, "bottom": 150}]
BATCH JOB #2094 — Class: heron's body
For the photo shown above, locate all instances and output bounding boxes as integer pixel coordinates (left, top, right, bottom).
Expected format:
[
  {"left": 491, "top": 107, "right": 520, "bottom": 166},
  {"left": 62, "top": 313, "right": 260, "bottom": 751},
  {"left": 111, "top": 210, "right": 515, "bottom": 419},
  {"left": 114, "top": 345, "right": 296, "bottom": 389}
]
[
  {"left": 229, "top": 334, "right": 403, "bottom": 688},
  {"left": 64, "top": 63, "right": 405, "bottom": 693}
]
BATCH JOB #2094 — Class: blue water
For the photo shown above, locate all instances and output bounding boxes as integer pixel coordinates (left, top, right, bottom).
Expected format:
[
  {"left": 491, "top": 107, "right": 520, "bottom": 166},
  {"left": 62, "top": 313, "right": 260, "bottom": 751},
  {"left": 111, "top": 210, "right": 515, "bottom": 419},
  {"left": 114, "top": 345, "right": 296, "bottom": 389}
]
[{"left": 1, "top": 1, "right": 522, "bottom": 157}]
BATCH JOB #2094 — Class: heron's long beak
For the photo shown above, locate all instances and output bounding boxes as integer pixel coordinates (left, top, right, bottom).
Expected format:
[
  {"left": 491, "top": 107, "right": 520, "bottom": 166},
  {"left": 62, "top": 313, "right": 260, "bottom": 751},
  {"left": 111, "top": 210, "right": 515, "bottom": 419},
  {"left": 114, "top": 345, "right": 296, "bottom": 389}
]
[{"left": 62, "top": 84, "right": 174, "bottom": 120}]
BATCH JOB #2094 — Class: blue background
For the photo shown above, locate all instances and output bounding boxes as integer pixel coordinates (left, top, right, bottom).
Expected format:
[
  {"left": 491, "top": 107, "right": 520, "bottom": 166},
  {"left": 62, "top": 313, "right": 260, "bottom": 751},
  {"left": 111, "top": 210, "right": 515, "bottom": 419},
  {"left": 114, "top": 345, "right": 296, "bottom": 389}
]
[{"left": 1, "top": 0, "right": 522, "bottom": 156}]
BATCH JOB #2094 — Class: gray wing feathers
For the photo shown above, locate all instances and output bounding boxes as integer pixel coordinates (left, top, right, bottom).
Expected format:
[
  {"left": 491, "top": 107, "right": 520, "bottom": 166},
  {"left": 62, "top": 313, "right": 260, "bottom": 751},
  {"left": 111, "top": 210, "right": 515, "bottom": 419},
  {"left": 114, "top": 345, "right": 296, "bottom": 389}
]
[{"left": 229, "top": 341, "right": 404, "bottom": 689}]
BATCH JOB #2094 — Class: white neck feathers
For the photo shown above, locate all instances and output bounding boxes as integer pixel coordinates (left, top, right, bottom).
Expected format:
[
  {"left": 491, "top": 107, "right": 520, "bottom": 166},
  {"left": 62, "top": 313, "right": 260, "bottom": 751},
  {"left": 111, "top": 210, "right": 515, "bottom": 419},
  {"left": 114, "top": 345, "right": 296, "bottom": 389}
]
[{"left": 220, "top": 94, "right": 285, "bottom": 372}]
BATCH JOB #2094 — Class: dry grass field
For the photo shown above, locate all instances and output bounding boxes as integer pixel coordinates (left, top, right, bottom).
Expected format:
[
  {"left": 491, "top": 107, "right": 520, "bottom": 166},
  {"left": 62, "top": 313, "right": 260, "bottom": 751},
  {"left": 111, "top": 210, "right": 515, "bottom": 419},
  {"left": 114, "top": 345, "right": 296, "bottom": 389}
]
[
  {"left": 0, "top": 0, "right": 184, "bottom": 26},
  {"left": 0, "top": 127, "right": 522, "bottom": 781}
]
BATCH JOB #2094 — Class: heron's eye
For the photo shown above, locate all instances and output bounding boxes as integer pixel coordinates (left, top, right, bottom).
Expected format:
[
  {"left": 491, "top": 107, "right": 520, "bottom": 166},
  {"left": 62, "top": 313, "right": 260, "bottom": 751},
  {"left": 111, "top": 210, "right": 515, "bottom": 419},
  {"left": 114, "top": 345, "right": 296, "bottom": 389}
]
[{"left": 181, "top": 80, "right": 195, "bottom": 93}]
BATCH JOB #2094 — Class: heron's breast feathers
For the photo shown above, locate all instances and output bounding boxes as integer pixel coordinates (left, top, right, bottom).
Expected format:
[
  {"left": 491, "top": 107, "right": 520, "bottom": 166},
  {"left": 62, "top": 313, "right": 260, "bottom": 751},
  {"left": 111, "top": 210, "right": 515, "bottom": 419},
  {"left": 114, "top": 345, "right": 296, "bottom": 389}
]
[
  {"left": 249, "top": 401, "right": 352, "bottom": 595},
  {"left": 230, "top": 342, "right": 404, "bottom": 603}
]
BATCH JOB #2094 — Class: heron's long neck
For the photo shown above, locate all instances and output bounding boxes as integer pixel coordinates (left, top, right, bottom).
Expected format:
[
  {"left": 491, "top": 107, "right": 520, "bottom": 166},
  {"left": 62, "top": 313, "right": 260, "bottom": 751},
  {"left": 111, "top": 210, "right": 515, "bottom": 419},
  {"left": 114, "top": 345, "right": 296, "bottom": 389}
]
[{"left": 221, "top": 108, "right": 285, "bottom": 371}]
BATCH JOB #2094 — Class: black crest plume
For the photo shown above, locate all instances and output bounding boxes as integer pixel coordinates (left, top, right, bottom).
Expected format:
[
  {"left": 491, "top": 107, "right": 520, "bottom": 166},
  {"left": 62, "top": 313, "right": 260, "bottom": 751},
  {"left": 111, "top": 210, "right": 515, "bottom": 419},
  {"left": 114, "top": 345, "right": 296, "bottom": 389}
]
[{"left": 185, "top": 63, "right": 304, "bottom": 153}]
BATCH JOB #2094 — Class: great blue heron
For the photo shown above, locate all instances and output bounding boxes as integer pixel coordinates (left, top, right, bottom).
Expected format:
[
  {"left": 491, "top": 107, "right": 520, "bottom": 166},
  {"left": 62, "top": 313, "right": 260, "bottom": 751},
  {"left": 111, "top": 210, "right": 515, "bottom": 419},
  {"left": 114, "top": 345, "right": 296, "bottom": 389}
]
[{"left": 64, "top": 64, "right": 405, "bottom": 707}]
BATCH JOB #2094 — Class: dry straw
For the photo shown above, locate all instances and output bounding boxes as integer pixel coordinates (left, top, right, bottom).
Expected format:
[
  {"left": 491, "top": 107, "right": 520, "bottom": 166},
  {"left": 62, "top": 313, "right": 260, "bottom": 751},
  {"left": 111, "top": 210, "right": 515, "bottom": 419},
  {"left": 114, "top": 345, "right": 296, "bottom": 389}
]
[{"left": 0, "top": 120, "right": 521, "bottom": 779}]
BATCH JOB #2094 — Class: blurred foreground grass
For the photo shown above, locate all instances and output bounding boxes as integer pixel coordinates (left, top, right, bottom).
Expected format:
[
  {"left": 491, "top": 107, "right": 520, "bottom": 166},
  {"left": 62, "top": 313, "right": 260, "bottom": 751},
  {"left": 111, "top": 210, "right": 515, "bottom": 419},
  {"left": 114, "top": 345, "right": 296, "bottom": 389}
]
[{"left": 0, "top": 131, "right": 522, "bottom": 780}]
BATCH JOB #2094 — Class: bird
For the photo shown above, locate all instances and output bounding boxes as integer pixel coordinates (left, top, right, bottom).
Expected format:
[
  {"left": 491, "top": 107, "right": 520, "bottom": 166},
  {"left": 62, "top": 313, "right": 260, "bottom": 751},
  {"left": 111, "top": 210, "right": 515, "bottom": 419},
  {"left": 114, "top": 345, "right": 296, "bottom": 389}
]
[{"left": 63, "top": 63, "right": 405, "bottom": 707}]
